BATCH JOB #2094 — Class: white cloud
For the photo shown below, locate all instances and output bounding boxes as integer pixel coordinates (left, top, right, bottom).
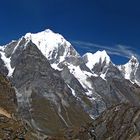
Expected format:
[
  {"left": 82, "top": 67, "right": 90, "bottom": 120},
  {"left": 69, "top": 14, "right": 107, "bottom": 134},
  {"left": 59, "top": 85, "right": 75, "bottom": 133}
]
[{"left": 71, "top": 40, "right": 139, "bottom": 60}]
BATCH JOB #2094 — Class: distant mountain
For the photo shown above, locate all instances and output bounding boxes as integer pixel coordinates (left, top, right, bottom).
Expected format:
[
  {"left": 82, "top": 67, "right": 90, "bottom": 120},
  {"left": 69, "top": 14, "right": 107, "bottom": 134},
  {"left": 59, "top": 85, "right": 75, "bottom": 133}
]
[
  {"left": 118, "top": 56, "right": 140, "bottom": 84},
  {"left": 0, "top": 29, "right": 140, "bottom": 138}
]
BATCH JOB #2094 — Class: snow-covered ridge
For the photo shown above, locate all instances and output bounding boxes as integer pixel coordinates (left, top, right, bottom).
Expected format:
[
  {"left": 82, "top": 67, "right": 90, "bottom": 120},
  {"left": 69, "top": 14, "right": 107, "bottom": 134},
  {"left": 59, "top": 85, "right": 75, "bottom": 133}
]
[
  {"left": 0, "top": 29, "right": 139, "bottom": 86},
  {"left": 25, "top": 29, "right": 71, "bottom": 50},
  {"left": 83, "top": 50, "right": 111, "bottom": 70},
  {"left": 24, "top": 29, "right": 79, "bottom": 65},
  {"left": 118, "top": 56, "right": 139, "bottom": 83}
]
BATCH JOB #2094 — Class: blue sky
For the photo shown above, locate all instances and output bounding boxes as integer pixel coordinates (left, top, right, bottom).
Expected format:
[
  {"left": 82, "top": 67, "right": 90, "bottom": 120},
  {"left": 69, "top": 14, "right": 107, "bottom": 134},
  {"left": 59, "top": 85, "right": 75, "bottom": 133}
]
[{"left": 0, "top": 0, "right": 140, "bottom": 64}]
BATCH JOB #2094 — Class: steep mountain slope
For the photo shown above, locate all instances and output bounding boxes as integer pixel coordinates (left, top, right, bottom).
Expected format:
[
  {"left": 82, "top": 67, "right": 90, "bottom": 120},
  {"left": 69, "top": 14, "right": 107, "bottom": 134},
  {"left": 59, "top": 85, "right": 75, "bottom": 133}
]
[
  {"left": 0, "top": 73, "right": 37, "bottom": 139},
  {"left": 70, "top": 103, "right": 140, "bottom": 140},
  {"left": 1, "top": 39, "right": 91, "bottom": 137},
  {"left": 0, "top": 29, "right": 140, "bottom": 138},
  {"left": 0, "top": 73, "right": 17, "bottom": 118},
  {"left": 92, "top": 103, "right": 140, "bottom": 140}
]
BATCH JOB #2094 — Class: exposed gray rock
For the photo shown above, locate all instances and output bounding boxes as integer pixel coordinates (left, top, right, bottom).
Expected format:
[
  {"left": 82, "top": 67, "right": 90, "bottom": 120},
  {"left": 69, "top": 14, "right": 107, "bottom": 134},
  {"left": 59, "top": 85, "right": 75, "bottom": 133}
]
[
  {"left": 10, "top": 41, "right": 91, "bottom": 136},
  {"left": 136, "top": 65, "right": 140, "bottom": 84}
]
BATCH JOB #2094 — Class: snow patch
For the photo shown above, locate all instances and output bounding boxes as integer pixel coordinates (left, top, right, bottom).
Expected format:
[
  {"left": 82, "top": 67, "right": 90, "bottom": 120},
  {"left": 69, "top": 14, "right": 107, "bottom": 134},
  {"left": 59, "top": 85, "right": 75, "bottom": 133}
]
[
  {"left": 12, "top": 37, "right": 24, "bottom": 54},
  {"left": 67, "top": 84, "right": 76, "bottom": 96},
  {"left": 100, "top": 68, "right": 108, "bottom": 81},
  {"left": 51, "top": 63, "right": 62, "bottom": 71},
  {"left": 0, "top": 51, "right": 14, "bottom": 76},
  {"left": 0, "top": 46, "right": 5, "bottom": 51},
  {"left": 68, "top": 64, "right": 95, "bottom": 96}
]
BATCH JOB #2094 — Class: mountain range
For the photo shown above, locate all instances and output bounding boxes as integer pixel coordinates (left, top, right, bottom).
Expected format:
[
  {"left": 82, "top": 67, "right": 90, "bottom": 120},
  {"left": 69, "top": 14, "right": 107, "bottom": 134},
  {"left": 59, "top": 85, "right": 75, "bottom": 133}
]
[{"left": 0, "top": 29, "right": 140, "bottom": 139}]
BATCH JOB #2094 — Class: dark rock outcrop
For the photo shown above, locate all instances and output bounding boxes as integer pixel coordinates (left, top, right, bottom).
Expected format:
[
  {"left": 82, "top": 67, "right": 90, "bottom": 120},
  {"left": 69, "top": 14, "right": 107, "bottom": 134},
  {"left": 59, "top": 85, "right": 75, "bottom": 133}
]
[
  {"left": 93, "top": 103, "right": 140, "bottom": 140},
  {"left": 0, "top": 73, "right": 37, "bottom": 139}
]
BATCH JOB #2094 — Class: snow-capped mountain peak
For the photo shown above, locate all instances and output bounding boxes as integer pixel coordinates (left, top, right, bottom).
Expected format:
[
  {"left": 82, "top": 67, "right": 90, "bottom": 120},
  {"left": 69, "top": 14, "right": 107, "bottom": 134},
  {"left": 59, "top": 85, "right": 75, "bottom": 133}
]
[
  {"left": 24, "top": 29, "right": 79, "bottom": 68},
  {"left": 44, "top": 28, "right": 54, "bottom": 33},
  {"left": 128, "top": 55, "right": 139, "bottom": 66},
  {"left": 118, "top": 55, "right": 139, "bottom": 83},
  {"left": 83, "top": 50, "right": 111, "bottom": 71},
  {"left": 24, "top": 29, "right": 71, "bottom": 51}
]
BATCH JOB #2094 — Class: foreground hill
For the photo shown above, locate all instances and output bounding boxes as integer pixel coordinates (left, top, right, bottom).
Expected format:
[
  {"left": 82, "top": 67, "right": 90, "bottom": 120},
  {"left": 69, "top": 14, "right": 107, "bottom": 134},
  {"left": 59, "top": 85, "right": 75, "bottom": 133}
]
[{"left": 0, "top": 73, "right": 38, "bottom": 139}]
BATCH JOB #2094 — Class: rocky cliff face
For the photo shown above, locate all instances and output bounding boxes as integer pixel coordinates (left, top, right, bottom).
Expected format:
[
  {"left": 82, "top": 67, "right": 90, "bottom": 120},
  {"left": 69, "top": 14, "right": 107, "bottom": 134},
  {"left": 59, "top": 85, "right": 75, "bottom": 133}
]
[
  {"left": 0, "top": 73, "right": 38, "bottom": 139},
  {"left": 93, "top": 103, "right": 140, "bottom": 140},
  {"left": 2, "top": 40, "right": 91, "bottom": 137}
]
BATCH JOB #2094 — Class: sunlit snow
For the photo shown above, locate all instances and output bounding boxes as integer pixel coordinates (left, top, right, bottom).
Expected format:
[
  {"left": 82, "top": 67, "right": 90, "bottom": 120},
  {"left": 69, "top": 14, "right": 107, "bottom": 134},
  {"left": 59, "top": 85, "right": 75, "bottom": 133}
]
[{"left": 0, "top": 51, "right": 14, "bottom": 77}]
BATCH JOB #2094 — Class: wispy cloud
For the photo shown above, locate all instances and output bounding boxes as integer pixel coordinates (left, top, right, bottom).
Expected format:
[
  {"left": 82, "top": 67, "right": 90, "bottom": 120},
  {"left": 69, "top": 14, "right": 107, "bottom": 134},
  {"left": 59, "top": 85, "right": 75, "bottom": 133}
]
[{"left": 71, "top": 40, "right": 139, "bottom": 60}]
